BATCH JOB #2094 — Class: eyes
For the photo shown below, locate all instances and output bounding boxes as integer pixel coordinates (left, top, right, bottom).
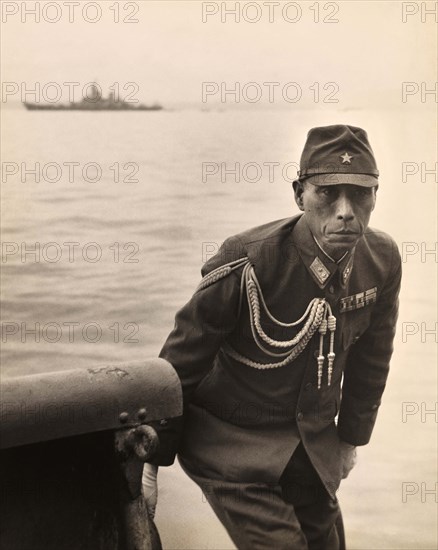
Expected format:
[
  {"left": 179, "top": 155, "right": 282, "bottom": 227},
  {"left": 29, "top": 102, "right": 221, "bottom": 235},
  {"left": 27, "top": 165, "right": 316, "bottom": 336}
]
[{"left": 317, "top": 186, "right": 374, "bottom": 201}]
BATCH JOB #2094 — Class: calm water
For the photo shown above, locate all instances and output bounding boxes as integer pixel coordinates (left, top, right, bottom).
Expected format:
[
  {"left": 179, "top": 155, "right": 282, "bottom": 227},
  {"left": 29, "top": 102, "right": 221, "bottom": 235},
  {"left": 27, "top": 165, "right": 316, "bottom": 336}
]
[{"left": 1, "top": 107, "right": 436, "bottom": 548}]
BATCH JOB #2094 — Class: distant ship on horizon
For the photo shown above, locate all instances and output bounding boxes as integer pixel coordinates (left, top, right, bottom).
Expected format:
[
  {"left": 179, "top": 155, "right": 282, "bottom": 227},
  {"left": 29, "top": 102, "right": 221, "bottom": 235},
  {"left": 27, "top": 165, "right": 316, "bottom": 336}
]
[{"left": 24, "top": 84, "right": 163, "bottom": 111}]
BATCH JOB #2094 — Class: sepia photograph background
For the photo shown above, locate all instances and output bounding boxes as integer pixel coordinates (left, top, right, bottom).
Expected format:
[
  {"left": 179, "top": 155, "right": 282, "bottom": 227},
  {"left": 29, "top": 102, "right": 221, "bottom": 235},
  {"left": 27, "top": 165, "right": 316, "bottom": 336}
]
[{"left": 1, "top": 1, "right": 437, "bottom": 548}]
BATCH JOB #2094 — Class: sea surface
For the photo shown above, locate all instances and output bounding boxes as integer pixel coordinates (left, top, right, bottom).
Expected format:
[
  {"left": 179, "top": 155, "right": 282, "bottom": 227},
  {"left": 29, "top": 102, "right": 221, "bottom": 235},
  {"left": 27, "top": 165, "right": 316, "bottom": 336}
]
[{"left": 1, "top": 107, "right": 437, "bottom": 548}]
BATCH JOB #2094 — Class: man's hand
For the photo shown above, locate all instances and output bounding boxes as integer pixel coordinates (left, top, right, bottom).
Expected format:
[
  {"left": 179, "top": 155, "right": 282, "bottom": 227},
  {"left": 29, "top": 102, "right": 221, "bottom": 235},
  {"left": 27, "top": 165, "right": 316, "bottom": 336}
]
[
  {"left": 142, "top": 463, "right": 159, "bottom": 519},
  {"left": 340, "top": 441, "right": 357, "bottom": 479}
]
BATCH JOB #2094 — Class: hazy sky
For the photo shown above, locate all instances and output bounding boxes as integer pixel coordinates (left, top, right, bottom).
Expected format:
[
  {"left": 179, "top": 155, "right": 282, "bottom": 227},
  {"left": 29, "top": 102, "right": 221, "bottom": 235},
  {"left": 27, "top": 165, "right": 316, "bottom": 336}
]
[{"left": 2, "top": 0, "right": 436, "bottom": 107}]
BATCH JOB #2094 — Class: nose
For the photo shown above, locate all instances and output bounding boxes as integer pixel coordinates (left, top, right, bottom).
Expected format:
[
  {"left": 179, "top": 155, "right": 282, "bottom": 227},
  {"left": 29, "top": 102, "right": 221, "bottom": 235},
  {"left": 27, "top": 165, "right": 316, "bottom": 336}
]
[{"left": 336, "top": 194, "right": 355, "bottom": 222}]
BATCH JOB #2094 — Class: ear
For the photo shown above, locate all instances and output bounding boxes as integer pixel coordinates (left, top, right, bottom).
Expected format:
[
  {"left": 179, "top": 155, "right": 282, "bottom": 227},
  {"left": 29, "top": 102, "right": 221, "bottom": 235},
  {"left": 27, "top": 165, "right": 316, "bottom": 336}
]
[
  {"left": 293, "top": 180, "right": 305, "bottom": 212},
  {"left": 371, "top": 185, "right": 378, "bottom": 211}
]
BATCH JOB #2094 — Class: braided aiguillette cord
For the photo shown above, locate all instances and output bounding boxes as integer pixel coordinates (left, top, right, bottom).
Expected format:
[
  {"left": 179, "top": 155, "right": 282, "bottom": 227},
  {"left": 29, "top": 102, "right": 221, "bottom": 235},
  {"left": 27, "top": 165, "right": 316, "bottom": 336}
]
[
  {"left": 197, "top": 258, "right": 337, "bottom": 386},
  {"left": 227, "top": 264, "right": 336, "bottom": 386},
  {"left": 197, "top": 257, "right": 249, "bottom": 292}
]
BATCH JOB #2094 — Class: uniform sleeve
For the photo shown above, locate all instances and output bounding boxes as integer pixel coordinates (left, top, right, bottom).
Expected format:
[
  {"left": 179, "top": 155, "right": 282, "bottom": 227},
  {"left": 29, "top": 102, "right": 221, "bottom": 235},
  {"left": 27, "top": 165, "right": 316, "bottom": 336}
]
[
  {"left": 159, "top": 263, "right": 241, "bottom": 402},
  {"left": 337, "top": 240, "right": 402, "bottom": 446},
  {"left": 148, "top": 237, "right": 244, "bottom": 465}
]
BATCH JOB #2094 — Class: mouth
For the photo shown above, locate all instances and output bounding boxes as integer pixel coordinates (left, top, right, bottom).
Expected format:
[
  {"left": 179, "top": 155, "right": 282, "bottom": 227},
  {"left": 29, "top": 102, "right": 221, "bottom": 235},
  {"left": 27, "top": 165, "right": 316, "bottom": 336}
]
[{"left": 327, "top": 231, "right": 360, "bottom": 242}]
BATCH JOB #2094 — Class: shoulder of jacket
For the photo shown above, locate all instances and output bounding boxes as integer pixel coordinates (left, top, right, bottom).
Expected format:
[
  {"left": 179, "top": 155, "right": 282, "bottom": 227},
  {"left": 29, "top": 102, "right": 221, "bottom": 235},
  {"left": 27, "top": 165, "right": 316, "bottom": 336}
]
[
  {"left": 233, "top": 215, "right": 299, "bottom": 246},
  {"left": 204, "top": 216, "right": 299, "bottom": 270},
  {"left": 363, "top": 227, "right": 400, "bottom": 254},
  {"left": 361, "top": 227, "right": 401, "bottom": 271},
  {"left": 198, "top": 216, "right": 300, "bottom": 289}
]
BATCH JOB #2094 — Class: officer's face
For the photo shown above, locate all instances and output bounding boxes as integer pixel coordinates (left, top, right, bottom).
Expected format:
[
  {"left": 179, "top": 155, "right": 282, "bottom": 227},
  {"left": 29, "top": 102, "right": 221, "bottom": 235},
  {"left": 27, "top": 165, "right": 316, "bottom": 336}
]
[{"left": 294, "top": 182, "right": 377, "bottom": 258}]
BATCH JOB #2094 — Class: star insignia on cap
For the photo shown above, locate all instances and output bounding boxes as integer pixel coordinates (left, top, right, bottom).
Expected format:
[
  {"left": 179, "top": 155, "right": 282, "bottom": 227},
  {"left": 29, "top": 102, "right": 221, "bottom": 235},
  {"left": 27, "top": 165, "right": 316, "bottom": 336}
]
[{"left": 340, "top": 152, "right": 353, "bottom": 164}]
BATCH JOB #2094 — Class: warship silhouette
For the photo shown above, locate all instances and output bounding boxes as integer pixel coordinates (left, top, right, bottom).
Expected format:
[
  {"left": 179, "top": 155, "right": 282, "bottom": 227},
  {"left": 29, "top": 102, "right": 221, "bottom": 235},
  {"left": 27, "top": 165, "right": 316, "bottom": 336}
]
[{"left": 24, "top": 84, "right": 163, "bottom": 111}]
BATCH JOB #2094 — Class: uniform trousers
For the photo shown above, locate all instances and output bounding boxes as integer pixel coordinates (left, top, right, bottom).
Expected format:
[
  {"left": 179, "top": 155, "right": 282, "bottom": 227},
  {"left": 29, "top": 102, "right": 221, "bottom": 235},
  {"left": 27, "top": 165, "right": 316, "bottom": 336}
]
[{"left": 180, "top": 443, "right": 345, "bottom": 550}]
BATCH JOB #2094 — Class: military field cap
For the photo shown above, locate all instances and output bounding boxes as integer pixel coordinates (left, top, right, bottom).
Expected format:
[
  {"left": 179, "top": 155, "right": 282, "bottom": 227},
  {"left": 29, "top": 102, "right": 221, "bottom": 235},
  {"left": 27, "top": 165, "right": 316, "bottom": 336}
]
[{"left": 297, "top": 125, "right": 379, "bottom": 187}]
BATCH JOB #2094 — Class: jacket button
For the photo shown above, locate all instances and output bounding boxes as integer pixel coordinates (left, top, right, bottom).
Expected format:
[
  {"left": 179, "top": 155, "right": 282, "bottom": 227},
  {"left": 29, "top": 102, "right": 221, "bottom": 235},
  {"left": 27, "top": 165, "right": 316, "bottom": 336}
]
[
  {"left": 305, "top": 382, "right": 312, "bottom": 391},
  {"left": 329, "top": 285, "right": 335, "bottom": 294},
  {"left": 297, "top": 412, "right": 304, "bottom": 421},
  {"left": 313, "top": 350, "right": 319, "bottom": 358}
]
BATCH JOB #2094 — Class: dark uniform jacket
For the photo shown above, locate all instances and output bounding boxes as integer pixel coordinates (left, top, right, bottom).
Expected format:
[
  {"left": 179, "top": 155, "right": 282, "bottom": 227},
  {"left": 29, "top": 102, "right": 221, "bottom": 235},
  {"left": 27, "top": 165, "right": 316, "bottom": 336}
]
[{"left": 153, "top": 214, "right": 401, "bottom": 498}]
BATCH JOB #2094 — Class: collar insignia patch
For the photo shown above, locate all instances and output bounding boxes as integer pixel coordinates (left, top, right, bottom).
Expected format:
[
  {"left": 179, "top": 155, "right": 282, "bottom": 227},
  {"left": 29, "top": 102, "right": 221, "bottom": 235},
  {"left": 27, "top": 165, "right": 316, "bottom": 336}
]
[
  {"left": 341, "top": 255, "right": 354, "bottom": 286},
  {"left": 339, "top": 287, "right": 377, "bottom": 313},
  {"left": 310, "top": 257, "right": 330, "bottom": 285}
]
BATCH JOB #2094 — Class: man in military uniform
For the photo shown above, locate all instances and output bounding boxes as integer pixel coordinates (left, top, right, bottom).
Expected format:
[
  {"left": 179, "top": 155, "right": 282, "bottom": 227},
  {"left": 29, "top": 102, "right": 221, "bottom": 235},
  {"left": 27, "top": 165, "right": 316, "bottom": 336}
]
[{"left": 144, "top": 125, "right": 401, "bottom": 549}]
